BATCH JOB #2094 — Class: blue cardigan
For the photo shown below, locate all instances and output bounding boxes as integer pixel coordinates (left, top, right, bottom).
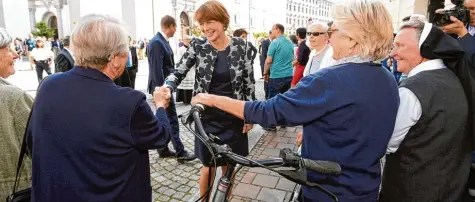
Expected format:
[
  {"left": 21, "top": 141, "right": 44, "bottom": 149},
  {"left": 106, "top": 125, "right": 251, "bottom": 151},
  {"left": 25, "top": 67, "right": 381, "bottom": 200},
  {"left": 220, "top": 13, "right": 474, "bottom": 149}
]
[
  {"left": 244, "top": 63, "right": 399, "bottom": 202},
  {"left": 27, "top": 67, "right": 171, "bottom": 202}
]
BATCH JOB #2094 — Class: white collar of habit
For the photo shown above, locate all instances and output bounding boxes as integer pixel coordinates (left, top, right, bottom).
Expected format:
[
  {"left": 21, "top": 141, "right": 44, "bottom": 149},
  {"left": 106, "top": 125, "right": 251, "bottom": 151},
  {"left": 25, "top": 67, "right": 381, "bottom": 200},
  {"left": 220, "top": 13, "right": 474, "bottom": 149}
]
[{"left": 408, "top": 59, "right": 446, "bottom": 78}]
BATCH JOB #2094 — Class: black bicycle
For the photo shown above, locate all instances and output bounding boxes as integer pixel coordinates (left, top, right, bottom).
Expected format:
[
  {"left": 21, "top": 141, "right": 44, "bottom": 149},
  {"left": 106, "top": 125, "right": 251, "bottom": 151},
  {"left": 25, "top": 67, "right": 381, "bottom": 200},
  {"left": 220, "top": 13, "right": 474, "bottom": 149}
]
[{"left": 181, "top": 104, "right": 342, "bottom": 202}]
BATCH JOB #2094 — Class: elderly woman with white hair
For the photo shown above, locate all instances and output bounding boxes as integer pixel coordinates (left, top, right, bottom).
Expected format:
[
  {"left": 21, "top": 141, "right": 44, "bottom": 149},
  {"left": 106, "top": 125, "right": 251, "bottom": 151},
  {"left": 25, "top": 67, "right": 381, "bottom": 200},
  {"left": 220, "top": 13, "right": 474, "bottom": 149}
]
[
  {"left": 0, "top": 28, "right": 32, "bottom": 201},
  {"left": 189, "top": 0, "right": 398, "bottom": 201},
  {"left": 26, "top": 14, "right": 172, "bottom": 202}
]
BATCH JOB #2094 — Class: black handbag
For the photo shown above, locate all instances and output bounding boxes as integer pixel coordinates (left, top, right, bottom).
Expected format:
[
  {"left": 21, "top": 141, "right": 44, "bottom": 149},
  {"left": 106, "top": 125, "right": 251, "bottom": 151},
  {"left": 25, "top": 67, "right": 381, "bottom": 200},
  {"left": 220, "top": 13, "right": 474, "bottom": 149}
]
[{"left": 6, "top": 108, "right": 33, "bottom": 202}]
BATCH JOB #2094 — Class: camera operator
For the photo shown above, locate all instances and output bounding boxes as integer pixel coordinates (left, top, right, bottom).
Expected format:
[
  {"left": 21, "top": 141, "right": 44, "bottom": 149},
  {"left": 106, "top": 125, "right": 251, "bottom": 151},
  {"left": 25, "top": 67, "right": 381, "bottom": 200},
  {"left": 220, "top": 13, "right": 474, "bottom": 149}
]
[
  {"left": 439, "top": 1, "right": 475, "bottom": 200},
  {"left": 439, "top": 0, "right": 475, "bottom": 50}
]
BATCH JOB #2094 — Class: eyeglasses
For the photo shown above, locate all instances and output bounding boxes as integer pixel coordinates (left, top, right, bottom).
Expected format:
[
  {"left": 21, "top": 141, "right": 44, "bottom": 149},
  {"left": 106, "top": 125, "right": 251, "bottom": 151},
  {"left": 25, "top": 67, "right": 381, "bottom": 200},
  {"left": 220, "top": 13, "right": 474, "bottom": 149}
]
[
  {"left": 307, "top": 32, "right": 326, "bottom": 37},
  {"left": 327, "top": 29, "right": 339, "bottom": 38}
]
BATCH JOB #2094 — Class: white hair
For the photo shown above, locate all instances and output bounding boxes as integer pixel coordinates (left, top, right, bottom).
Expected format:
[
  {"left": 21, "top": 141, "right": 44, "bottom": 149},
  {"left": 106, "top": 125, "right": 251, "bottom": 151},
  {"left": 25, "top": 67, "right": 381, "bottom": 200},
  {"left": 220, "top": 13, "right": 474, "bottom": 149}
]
[
  {"left": 71, "top": 14, "right": 129, "bottom": 68},
  {"left": 307, "top": 22, "right": 329, "bottom": 31},
  {"left": 0, "top": 27, "right": 12, "bottom": 49},
  {"left": 410, "top": 14, "right": 427, "bottom": 22}
]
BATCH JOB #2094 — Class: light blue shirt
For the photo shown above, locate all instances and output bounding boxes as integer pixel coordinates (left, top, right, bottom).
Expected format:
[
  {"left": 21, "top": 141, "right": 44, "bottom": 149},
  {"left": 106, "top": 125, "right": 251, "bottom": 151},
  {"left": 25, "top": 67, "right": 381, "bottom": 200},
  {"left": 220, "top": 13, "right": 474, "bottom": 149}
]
[
  {"left": 126, "top": 50, "right": 132, "bottom": 68},
  {"left": 267, "top": 35, "right": 294, "bottom": 78}
]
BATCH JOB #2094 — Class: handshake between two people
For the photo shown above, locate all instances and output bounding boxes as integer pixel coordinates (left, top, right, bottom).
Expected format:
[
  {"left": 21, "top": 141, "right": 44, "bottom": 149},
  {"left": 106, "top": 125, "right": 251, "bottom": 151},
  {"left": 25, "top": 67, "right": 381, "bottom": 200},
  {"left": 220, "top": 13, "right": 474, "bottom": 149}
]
[
  {"left": 153, "top": 86, "right": 172, "bottom": 109},
  {"left": 152, "top": 86, "right": 214, "bottom": 109}
]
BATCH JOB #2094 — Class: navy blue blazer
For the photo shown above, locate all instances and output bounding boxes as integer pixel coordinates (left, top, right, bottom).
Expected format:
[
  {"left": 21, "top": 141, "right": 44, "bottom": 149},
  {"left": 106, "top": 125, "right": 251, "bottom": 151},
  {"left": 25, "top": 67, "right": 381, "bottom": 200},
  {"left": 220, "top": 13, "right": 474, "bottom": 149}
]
[
  {"left": 27, "top": 67, "right": 171, "bottom": 202},
  {"left": 147, "top": 32, "right": 174, "bottom": 94},
  {"left": 244, "top": 63, "right": 399, "bottom": 202}
]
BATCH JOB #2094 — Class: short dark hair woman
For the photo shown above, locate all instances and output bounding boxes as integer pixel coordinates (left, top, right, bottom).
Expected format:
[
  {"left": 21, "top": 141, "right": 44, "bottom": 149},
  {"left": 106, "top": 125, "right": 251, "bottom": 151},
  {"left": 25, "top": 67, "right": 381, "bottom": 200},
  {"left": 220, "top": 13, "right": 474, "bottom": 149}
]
[{"left": 164, "top": 0, "right": 255, "bottom": 200}]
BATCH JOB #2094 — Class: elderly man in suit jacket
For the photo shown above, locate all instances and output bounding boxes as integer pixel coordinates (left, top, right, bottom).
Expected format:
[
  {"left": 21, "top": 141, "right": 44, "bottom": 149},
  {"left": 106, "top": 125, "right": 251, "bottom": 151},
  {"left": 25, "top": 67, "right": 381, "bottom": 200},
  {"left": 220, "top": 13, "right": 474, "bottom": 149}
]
[
  {"left": 55, "top": 36, "right": 74, "bottom": 73},
  {"left": 26, "top": 15, "right": 173, "bottom": 201},
  {"left": 147, "top": 15, "right": 195, "bottom": 162}
]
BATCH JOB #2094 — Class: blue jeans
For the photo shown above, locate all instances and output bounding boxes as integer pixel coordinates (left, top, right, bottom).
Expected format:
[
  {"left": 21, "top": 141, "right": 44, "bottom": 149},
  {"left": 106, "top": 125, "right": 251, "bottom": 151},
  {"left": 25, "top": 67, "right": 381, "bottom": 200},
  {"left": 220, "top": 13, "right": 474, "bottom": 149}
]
[{"left": 268, "top": 76, "right": 293, "bottom": 99}]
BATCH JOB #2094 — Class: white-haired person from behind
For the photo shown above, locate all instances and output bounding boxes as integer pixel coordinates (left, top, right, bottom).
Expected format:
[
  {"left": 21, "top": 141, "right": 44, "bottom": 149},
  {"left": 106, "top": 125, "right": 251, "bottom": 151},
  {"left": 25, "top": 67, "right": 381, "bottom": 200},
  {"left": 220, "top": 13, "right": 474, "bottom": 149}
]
[{"left": 25, "top": 14, "right": 172, "bottom": 202}]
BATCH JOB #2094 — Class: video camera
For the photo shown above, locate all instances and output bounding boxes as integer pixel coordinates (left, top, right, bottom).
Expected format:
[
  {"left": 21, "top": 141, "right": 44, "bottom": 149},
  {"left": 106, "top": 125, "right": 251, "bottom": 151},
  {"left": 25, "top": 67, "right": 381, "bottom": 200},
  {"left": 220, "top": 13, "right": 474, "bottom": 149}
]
[{"left": 432, "top": 0, "right": 470, "bottom": 26}]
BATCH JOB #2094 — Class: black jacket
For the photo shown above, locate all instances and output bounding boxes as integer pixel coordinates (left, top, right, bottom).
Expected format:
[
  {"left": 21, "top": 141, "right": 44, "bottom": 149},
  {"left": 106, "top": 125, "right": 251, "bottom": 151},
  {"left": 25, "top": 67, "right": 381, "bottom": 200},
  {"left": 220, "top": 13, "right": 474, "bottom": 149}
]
[{"left": 55, "top": 49, "right": 74, "bottom": 72}]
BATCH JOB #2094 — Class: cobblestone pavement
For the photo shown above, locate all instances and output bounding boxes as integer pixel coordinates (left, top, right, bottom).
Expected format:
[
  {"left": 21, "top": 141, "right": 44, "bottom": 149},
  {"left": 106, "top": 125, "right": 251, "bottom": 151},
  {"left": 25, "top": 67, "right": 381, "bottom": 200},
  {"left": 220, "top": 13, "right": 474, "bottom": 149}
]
[
  {"left": 147, "top": 79, "right": 268, "bottom": 202},
  {"left": 229, "top": 127, "right": 302, "bottom": 202}
]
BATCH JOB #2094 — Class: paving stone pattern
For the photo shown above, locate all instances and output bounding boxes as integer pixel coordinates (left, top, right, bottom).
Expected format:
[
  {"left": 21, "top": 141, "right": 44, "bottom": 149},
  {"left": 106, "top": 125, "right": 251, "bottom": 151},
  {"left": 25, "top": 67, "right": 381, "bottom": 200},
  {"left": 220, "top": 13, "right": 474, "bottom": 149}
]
[
  {"left": 148, "top": 80, "right": 268, "bottom": 202},
  {"left": 229, "top": 127, "right": 303, "bottom": 202}
]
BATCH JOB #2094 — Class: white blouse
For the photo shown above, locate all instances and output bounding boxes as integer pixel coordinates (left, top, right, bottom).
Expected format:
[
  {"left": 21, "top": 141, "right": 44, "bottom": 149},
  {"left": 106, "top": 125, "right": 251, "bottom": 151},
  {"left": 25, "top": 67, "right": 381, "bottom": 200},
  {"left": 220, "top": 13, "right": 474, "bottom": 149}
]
[{"left": 30, "top": 48, "right": 54, "bottom": 61}]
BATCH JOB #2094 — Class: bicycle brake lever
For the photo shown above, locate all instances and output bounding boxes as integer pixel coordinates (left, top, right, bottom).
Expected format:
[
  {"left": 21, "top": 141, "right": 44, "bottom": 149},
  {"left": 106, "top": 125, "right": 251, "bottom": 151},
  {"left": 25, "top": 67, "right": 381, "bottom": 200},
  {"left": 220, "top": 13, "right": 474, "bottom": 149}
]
[
  {"left": 208, "top": 133, "right": 223, "bottom": 145},
  {"left": 277, "top": 170, "right": 339, "bottom": 202}
]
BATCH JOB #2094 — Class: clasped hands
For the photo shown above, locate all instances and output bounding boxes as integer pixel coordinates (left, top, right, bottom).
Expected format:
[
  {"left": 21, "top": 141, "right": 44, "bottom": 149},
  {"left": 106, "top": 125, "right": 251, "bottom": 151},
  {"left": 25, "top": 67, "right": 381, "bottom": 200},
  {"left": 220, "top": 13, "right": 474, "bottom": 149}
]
[{"left": 153, "top": 87, "right": 172, "bottom": 109}]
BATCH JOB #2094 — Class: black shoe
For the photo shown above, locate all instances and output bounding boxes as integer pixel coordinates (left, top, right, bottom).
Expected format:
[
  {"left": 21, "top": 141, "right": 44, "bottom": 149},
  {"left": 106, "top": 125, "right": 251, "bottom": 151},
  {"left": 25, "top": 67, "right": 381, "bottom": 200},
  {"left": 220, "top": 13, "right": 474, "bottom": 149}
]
[
  {"left": 280, "top": 126, "right": 286, "bottom": 129},
  {"left": 176, "top": 150, "right": 196, "bottom": 163},
  {"left": 264, "top": 127, "right": 277, "bottom": 131},
  {"left": 158, "top": 147, "right": 176, "bottom": 158}
]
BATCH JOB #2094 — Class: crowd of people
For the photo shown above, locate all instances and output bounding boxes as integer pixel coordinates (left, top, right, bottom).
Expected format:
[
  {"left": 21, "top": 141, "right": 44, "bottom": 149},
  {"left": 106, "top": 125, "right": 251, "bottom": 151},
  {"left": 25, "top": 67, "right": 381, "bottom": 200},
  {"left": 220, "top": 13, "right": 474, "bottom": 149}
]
[{"left": 2, "top": 0, "right": 475, "bottom": 201}]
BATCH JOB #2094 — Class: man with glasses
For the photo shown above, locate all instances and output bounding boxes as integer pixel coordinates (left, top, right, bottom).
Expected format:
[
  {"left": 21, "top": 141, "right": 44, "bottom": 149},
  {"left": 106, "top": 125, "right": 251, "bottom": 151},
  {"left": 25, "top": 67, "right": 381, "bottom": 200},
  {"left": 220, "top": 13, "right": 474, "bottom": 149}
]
[{"left": 303, "top": 23, "right": 331, "bottom": 76}]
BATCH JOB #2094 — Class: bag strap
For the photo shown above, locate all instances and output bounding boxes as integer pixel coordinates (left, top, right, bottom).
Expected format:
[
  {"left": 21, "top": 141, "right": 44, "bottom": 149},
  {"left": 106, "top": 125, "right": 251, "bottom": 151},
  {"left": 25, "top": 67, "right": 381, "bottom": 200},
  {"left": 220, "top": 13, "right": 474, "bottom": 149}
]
[
  {"left": 11, "top": 107, "right": 33, "bottom": 194},
  {"left": 10, "top": 73, "right": 52, "bottom": 195}
]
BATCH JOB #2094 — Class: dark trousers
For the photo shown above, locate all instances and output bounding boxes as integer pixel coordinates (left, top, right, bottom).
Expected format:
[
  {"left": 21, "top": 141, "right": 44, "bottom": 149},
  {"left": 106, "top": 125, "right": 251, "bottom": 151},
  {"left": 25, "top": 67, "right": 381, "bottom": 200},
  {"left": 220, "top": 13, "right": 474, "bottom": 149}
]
[
  {"left": 35, "top": 61, "right": 52, "bottom": 83},
  {"left": 159, "top": 96, "right": 185, "bottom": 154},
  {"left": 260, "top": 58, "right": 269, "bottom": 99},
  {"left": 128, "top": 67, "right": 138, "bottom": 89},
  {"left": 114, "top": 68, "right": 131, "bottom": 88},
  {"left": 268, "top": 76, "right": 292, "bottom": 99}
]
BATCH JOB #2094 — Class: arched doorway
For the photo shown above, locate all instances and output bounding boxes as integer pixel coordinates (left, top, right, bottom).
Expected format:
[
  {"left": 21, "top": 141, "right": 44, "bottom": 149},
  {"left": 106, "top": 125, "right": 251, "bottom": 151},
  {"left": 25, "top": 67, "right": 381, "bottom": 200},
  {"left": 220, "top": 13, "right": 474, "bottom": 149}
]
[
  {"left": 180, "top": 12, "right": 190, "bottom": 38},
  {"left": 42, "top": 12, "right": 58, "bottom": 39}
]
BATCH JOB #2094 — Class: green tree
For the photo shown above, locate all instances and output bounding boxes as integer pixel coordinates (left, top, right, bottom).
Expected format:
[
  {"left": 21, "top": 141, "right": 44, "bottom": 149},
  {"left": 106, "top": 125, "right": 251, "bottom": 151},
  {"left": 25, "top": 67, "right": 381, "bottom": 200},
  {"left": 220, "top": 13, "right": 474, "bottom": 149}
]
[{"left": 31, "top": 22, "right": 56, "bottom": 38}]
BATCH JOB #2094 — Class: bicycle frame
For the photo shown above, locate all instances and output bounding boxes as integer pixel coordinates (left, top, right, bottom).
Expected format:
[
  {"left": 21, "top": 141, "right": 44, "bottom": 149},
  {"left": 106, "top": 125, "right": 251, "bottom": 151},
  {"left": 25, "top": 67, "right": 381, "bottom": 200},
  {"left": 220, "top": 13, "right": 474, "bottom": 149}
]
[
  {"left": 185, "top": 104, "right": 341, "bottom": 202},
  {"left": 211, "top": 163, "right": 235, "bottom": 202}
]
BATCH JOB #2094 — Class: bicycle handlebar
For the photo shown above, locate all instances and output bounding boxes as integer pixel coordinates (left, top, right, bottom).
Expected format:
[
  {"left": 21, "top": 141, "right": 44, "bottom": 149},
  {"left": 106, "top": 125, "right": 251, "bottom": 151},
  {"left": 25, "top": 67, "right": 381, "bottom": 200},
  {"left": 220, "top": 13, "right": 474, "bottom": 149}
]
[{"left": 190, "top": 104, "right": 341, "bottom": 175}]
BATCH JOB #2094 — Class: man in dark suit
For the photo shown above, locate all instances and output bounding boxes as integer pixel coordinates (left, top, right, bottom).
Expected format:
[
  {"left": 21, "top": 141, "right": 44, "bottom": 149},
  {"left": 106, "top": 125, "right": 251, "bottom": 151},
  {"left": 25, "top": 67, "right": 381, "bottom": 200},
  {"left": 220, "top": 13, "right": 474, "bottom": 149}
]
[
  {"left": 128, "top": 36, "right": 139, "bottom": 89},
  {"left": 147, "top": 15, "right": 195, "bottom": 162},
  {"left": 55, "top": 36, "right": 74, "bottom": 73},
  {"left": 259, "top": 31, "right": 272, "bottom": 99}
]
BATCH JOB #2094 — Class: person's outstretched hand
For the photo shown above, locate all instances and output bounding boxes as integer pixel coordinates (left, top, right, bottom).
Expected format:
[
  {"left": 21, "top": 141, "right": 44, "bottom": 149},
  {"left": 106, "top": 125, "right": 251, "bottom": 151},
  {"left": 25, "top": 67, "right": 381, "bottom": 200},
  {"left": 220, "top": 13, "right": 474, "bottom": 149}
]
[{"left": 191, "top": 93, "right": 216, "bottom": 107}]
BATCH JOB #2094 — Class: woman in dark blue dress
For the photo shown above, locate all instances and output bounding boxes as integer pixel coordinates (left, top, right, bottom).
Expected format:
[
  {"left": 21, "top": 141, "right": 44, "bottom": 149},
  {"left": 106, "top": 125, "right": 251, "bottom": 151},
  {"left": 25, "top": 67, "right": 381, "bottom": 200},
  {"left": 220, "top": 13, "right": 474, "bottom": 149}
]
[
  {"left": 189, "top": 1, "right": 399, "bottom": 201},
  {"left": 196, "top": 46, "right": 249, "bottom": 167},
  {"left": 163, "top": 1, "right": 255, "bottom": 199}
]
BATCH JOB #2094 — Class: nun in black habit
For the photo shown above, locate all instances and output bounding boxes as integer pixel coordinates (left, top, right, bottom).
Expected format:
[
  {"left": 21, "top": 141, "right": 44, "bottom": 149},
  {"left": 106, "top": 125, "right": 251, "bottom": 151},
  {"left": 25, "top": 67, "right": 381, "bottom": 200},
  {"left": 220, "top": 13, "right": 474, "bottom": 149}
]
[{"left": 379, "top": 21, "right": 474, "bottom": 202}]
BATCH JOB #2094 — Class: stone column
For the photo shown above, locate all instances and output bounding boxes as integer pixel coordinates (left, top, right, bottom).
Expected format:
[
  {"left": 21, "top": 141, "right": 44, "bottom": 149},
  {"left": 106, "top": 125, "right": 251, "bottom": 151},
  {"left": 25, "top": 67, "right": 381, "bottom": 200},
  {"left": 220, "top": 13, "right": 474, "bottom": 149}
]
[
  {"left": 121, "top": 0, "right": 137, "bottom": 39},
  {"left": 29, "top": 7, "right": 36, "bottom": 31},
  {"left": 55, "top": 5, "right": 64, "bottom": 38}
]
